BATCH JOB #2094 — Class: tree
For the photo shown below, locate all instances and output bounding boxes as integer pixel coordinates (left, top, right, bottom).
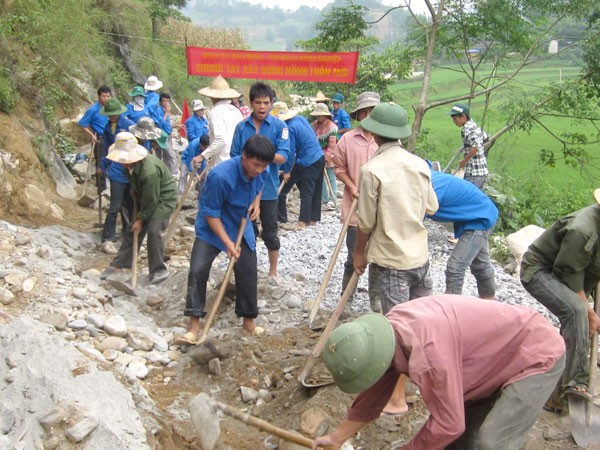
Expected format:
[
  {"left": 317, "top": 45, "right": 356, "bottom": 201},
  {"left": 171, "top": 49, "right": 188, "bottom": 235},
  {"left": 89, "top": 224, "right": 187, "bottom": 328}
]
[
  {"left": 295, "top": 1, "right": 412, "bottom": 102},
  {"left": 402, "top": 0, "right": 597, "bottom": 155},
  {"left": 145, "top": 0, "right": 188, "bottom": 39}
]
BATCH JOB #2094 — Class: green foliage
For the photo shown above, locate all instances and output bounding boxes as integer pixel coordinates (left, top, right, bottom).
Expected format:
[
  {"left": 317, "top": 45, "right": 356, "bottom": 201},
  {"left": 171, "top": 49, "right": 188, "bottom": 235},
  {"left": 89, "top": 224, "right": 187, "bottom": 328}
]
[
  {"left": 296, "top": 1, "right": 369, "bottom": 52},
  {"left": 0, "top": 71, "right": 15, "bottom": 113}
]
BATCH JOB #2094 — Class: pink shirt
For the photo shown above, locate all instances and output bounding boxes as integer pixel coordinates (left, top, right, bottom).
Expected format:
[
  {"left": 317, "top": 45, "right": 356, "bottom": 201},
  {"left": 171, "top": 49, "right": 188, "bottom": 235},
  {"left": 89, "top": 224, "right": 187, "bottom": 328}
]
[
  {"left": 332, "top": 128, "right": 378, "bottom": 227},
  {"left": 347, "top": 295, "right": 565, "bottom": 450}
]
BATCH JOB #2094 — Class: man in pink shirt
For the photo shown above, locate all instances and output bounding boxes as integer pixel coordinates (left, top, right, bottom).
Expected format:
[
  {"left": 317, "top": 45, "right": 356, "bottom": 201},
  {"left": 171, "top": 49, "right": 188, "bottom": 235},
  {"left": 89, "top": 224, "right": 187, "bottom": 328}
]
[
  {"left": 332, "top": 91, "right": 380, "bottom": 312},
  {"left": 312, "top": 295, "right": 565, "bottom": 450}
]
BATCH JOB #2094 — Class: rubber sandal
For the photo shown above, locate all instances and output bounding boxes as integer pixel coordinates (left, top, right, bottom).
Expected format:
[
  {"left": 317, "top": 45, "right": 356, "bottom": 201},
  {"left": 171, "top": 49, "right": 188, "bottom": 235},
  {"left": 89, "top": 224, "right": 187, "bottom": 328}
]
[
  {"left": 380, "top": 409, "right": 408, "bottom": 418},
  {"left": 175, "top": 331, "right": 200, "bottom": 346},
  {"left": 241, "top": 326, "right": 265, "bottom": 337},
  {"left": 565, "top": 385, "right": 593, "bottom": 402}
]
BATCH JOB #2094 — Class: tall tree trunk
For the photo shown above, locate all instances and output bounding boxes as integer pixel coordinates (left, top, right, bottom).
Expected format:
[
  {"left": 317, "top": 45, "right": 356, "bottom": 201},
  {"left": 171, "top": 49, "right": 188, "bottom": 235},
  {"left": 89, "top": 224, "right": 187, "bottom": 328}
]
[{"left": 407, "top": 0, "right": 445, "bottom": 152}]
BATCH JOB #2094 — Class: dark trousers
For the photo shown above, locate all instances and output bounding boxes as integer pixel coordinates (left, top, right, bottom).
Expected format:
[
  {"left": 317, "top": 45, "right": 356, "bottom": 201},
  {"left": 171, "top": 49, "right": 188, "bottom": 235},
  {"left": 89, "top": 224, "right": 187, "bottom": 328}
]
[
  {"left": 184, "top": 239, "right": 258, "bottom": 319},
  {"left": 111, "top": 217, "right": 168, "bottom": 275},
  {"left": 102, "top": 180, "right": 132, "bottom": 242},
  {"left": 278, "top": 157, "right": 325, "bottom": 224},
  {"left": 94, "top": 137, "right": 106, "bottom": 192},
  {"left": 254, "top": 199, "right": 279, "bottom": 250}
]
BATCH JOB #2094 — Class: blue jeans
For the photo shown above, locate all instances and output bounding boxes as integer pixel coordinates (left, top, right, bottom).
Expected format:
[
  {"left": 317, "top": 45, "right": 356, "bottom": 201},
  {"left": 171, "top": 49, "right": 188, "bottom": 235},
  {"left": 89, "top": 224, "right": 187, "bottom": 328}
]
[
  {"left": 369, "top": 261, "right": 433, "bottom": 314},
  {"left": 102, "top": 180, "right": 132, "bottom": 242},
  {"left": 445, "top": 229, "right": 495, "bottom": 298},
  {"left": 321, "top": 166, "right": 337, "bottom": 202},
  {"left": 521, "top": 269, "right": 590, "bottom": 391}
]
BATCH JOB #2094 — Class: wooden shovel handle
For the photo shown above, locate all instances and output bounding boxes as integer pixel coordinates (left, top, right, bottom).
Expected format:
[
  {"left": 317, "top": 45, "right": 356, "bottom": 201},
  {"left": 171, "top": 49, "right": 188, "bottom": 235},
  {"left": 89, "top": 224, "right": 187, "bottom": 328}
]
[
  {"left": 164, "top": 165, "right": 207, "bottom": 244},
  {"left": 215, "top": 402, "right": 339, "bottom": 450},
  {"left": 308, "top": 198, "right": 358, "bottom": 326},
  {"left": 199, "top": 218, "right": 247, "bottom": 343},
  {"left": 131, "top": 202, "right": 139, "bottom": 289},
  {"left": 299, "top": 271, "right": 359, "bottom": 384}
]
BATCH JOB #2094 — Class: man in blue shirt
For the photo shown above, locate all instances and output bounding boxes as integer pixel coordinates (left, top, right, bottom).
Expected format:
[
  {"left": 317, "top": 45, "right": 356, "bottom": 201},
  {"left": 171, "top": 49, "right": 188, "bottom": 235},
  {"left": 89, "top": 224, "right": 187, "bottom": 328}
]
[
  {"left": 78, "top": 85, "right": 111, "bottom": 191},
  {"left": 185, "top": 99, "right": 209, "bottom": 142},
  {"left": 428, "top": 167, "right": 498, "bottom": 298},
  {"left": 273, "top": 102, "right": 325, "bottom": 229},
  {"left": 144, "top": 75, "right": 162, "bottom": 109},
  {"left": 148, "top": 93, "right": 177, "bottom": 176},
  {"left": 99, "top": 98, "right": 135, "bottom": 254},
  {"left": 230, "top": 82, "right": 290, "bottom": 278},
  {"left": 177, "top": 135, "right": 275, "bottom": 344},
  {"left": 331, "top": 92, "right": 352, "bottom": 136}
]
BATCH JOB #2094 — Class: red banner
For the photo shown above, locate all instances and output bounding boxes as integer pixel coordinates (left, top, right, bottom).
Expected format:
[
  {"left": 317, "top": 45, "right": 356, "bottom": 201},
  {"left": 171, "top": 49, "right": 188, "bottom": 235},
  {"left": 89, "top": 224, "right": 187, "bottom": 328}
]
[{"left": 186, "top": 47, "right": 358, "bottom": 83}]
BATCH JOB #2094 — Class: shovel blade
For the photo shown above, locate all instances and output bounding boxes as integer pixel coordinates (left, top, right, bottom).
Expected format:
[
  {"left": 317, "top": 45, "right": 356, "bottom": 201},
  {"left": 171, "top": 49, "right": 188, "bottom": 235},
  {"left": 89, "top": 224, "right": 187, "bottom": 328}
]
[
  {"left": 569, "top": 397, "right": 600, "bottom": 447},
  {"left": 106, "top": 278, "right": 137, "bottom": 297},
  {"left": 77, "top": 194, "right": 97, "bottom": 207}
]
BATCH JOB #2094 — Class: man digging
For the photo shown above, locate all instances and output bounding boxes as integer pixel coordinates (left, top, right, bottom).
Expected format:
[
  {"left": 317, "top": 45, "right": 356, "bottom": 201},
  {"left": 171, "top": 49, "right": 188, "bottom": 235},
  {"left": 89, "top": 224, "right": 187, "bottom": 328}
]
[
  {"left": 312, "top": 294, "right": 566, "bottom": 450},
  {"left": 176, "top": 135, "right": 275, "bottom": 345}
]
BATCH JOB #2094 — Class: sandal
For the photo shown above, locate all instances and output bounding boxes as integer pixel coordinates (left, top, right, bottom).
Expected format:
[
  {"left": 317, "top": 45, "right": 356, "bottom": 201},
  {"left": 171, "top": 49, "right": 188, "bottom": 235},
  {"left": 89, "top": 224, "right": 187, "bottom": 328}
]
[
  {"left": 564, "top": 384, "right": 593, "bottom": 402},
  {"left": 174, "top": 331, "right": 200, "bottom": 346}
]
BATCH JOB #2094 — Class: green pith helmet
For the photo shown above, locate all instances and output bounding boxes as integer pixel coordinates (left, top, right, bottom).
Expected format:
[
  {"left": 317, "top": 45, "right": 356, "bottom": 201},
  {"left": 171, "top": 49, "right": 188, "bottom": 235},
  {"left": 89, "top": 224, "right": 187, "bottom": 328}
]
[
  {"left": 322, "top": 313, "right": 395, "bottom": 394},
  {"left": 100, "top": 98, "right": 127, "bottom": 116},
  {"left": 360, "top": 102, "right": 412, "bottom": 139},
  {"left": 128, "top": 85, "right": 147, "bottom": 97},
  {"left": 156, "top": 130, "right": 169, "bottom": 149}
]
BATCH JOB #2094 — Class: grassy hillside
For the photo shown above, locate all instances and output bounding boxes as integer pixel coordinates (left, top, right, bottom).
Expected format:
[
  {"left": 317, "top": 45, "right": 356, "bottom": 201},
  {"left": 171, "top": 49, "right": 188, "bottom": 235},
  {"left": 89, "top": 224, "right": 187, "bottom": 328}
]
[{"left": 391, "top": 62, "right": 596, "bottom": 230}]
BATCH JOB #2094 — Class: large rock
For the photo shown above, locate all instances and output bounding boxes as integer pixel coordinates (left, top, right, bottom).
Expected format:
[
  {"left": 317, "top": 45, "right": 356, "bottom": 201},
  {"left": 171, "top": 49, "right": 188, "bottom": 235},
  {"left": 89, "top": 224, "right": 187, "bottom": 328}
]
[{"left": 506, "top": 225, "right": 545, "bottom": 274}]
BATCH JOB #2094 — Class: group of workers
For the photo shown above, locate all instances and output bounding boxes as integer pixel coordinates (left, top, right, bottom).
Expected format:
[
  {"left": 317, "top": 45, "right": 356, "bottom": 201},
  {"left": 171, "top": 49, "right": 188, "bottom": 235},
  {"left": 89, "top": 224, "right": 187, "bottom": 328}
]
[{"left": 77, "top": 74, "right": 599, "bottom": 450}]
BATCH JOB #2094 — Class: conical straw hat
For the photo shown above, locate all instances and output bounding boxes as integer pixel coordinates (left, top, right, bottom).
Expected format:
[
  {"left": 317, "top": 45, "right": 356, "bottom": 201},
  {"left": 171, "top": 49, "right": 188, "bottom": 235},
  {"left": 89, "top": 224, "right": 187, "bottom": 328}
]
[{"left": 198, "top": 75, "right": 241, "bottom": 99}]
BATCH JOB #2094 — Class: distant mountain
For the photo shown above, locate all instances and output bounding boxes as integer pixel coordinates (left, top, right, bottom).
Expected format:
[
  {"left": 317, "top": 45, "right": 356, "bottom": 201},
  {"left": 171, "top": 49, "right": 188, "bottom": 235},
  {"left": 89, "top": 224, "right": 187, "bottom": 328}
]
[{"left": 183, "top": 0, "right": 409, "bottom": 50}]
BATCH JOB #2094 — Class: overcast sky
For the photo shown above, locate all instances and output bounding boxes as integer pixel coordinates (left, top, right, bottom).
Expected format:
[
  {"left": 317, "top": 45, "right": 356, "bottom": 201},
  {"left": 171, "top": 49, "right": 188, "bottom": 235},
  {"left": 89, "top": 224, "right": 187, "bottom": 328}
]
[{"left": 242, "top": 0, "right": 428, "bottom": 14}]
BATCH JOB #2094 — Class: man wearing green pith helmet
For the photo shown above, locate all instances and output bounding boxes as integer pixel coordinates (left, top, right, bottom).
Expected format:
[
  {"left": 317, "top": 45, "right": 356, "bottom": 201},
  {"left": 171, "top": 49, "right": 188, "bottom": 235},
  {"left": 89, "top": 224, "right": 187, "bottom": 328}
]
[{"left": 312, "top": 295, "right": 565, "bottom": 450}]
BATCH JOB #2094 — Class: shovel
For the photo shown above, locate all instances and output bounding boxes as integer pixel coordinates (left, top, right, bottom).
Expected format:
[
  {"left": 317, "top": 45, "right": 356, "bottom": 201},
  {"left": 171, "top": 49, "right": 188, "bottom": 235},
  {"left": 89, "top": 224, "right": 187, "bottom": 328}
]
[
  {"left": 197, "top": 218, "right": 247, "bottom": 344},
  {"left": 77, "top": 145, "right": 97, "bottom": 207},
  {"left": 569, "top": 287, "right": 600, "bottom": 447},
  {"left": 164, "top": 166, "right": 207, "bottom": 244},
  {"left": 323, "top": 168, "right": 336, "bottom": 207},
  {"left": 190, "top": 392, "right": 340, "bottom": 450},
  {"left": 298, "top": 271, "right": 359, "bottom": 388},
  {"left": 308, "top": 198, "right": 357, "bottom": 329}
]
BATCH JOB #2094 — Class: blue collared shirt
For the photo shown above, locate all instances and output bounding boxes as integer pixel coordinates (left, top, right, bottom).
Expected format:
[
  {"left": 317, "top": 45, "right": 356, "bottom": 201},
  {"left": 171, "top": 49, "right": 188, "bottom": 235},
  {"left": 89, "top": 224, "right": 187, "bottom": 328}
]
[
  {"left": 181, "top": 138, "right": 206, "bottom": 172},
  {"left": 428, "top": 170, "right": 498, "bottom": 238},
  {"left": 145, "top": 91, "right": 160, "bottom": 109},
  {"left": 125, "top": 104, "right": 151, "bottom": 124},
  {"left": 149, "top": 105, "right": 172, "bottom": 134},
  {"left": 283, "top": 115, "right": 323, "bottom": 172},
  {"left": 78, "top": 101, "right": 108, "bottom": 136},
  {"left": 230, "top": 114, "right": 290, "bottom": 200},
  {"left": 185, "top": 114, "right": 209, "bottom": 142},
  {"left": 331, "top": 107, "right": 351, "bottom": 132},
  {"left": 196, "top": 156, "right": 267, "bottom": 251}
]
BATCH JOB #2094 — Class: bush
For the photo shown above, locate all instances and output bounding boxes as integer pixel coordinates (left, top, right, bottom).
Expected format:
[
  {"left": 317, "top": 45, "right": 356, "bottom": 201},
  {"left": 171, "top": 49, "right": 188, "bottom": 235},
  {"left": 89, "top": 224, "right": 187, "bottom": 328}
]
[{"left": 0, "top": 76, "right": 15, "bottom": 113}]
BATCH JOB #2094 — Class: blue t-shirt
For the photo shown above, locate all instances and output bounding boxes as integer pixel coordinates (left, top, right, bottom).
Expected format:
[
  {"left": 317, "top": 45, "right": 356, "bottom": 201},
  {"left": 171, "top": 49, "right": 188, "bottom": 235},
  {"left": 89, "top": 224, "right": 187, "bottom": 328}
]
[
  {"left": 78, "top": 101, "right": 108, "bottom": 136},
  {"left": 101, "top": 116, "right": 135, "bottom": 183},
  {"left": 230, "top": 114, "right": 289, "bottom": 201},
  {"left": 196, "top": 156, "right": 267, "bottom": 251},
  {"left": 181, "top": 138, "right": 206, "bottom": 173},
  {"left": 429, "top": 170, "right": 498, "bottom": 238},
  {"left": 284, "top": 115, "right": 324, "bottom": 172},
  {"left": 185, "top": 114, "right": 209, "bottom": 142},
  {"left": 331, "top": 107, "right": 351, "bottom": 132}
]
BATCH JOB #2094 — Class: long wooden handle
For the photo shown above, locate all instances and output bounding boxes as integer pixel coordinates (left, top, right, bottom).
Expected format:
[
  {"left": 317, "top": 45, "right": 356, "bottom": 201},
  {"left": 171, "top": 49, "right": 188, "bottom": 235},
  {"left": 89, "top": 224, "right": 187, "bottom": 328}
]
[
  {"left": 299, "top": 271, "right": 359, "bottom": 384},
  {"left": 131, "top": 202, "right": 139, "bottom": 289},
  {"left": 323, "top": 168, "right": 336, "bottom": 205},
  {"left": 308, "top": 198, "right": 358, "bottom": 326},
  {"left": 278, "top": 178, "right": 287, "bottom": 195},
  {"left": 215, "top": 402, "right": 339, "bottom": 450},
  {"left": 199, "top": 218, "right": 247, "bottom": 343},
  {"left": 164, "top": 166, "right": 207, "bottom": 244}
]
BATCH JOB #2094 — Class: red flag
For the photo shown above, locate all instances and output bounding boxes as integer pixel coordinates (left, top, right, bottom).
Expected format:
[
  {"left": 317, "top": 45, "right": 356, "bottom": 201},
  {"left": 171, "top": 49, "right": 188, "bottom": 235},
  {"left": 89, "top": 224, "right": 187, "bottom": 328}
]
[{"left": 180, "top": 98, "right": 190, "bottom": 138}]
